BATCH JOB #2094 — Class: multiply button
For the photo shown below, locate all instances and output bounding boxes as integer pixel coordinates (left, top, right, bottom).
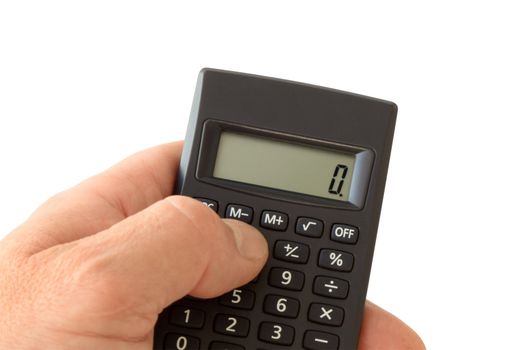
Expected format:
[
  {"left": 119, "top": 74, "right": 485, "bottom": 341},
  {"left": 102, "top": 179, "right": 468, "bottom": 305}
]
[
  {"left": 318, "top": 249, "right": 354, "bottom": 272},
  {"left": 274, "top": 240, "right": 309, "bottom": 263},
  {"left": 303, "top": 330, "right": 339, "bottom": 350},
  {"left": 331, "top": 224, "right": 359, "bottom": 244},
  {"left": 308, "top": 303, "right": 344, "bottom": 326},
  {"left": 296, "top": 217, "right": 323, "bottom": 237},
  {"left": 225, "top": 204, "right": 253, "bottom": 223},
  {"left": 260, "top": 210, "right": 288, "bottom": 231},
  {"left": 313, "top": 276, "right": 349, "bottom": 299}
]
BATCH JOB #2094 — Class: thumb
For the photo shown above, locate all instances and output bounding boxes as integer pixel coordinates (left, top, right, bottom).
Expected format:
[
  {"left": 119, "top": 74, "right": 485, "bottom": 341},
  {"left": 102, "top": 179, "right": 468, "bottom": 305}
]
[{"left": 51, "top": 196, "right": 268, "bottom": 338}]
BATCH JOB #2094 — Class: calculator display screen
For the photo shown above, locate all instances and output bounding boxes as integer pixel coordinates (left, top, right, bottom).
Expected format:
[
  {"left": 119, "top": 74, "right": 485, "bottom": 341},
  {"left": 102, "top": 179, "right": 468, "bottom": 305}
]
[{"left": 213, "top": 131, "right": 357, "bottom": 202}]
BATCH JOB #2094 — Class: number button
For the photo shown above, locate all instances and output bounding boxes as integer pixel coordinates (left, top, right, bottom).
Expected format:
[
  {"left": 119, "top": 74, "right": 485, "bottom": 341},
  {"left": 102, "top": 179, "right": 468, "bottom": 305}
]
[
  {"left": 313, "top": 276, "right": 349, "bottom": 299},
  {"left": 219, "top": 289, "right": 255, "bottom": 309},
  {"left": 268, "top": 267, "right": 305, "bottom": 291},
  {"left": 318, "top": 249, "right": 354, "bottom": 272},
  {"left": 164, "top": 333, "right": 200, "bottom": 350},
  {"left": 209, "top": 341, "right": 245, "bottom": 350},
  {"left": 263, "top": 294, "right": 300, "bottom": 318},
  {"left": 258, "top": 322, "right": 295, "bottom": 345},
  {"left": 260, "top": 210, "right": 289, "bottom": 231},
  {"left": 225, "top": 204, "right": 253, "bottom": 223},
  {"left": 194, "top": 197, "right": 218, "bottom": 212},
  {"left": 296, "top": 217, "right": 324, "bottom": 238},
  {"left": 170, "top": 306, "right": 205, "bottom": 329},
  {"left": 303, "top": 330, "right": 339, "bottom": 350},
  {"left": 214, "top": 314, "right": 250, "bottom": 337},
  {"left": 274, "top": 240, "right": 310, "bottom": 263},
  {"left": 331, "top": 223, "right": 359, "bottom": 244},
  {"left": 308, "top": 303, "right": 344, "bottom": 326}
]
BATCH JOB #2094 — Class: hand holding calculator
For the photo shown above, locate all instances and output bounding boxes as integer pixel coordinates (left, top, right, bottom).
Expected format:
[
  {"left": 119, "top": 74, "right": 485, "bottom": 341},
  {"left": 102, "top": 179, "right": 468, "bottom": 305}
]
[{"left": 154, "top": 69, "right": 398, "bottom": 350}]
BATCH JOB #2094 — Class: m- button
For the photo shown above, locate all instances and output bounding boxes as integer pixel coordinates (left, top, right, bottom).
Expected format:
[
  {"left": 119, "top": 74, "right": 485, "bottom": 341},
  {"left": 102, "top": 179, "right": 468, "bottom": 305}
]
[
  {"left": 260, "top": 210, "right": 288, "bottom": 231},
  {"left": 330, "top": 224, "right": 359, "bottom": 244},
  {"left": 225, "top": 204, "right": 253, "bottom": 223}
]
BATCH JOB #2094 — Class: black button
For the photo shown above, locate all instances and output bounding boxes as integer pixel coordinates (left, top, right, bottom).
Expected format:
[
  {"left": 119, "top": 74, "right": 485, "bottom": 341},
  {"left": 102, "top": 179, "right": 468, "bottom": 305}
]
[
  {"left": 209, "top": 341, "right": 245, "bottom": 350},
  {"left": 274, "top": 240, "right": 310, "bottom": 264},
  {"left": 318, "top": 249, "right": 354, "bottom": 272},
  {"left": 170, "top": 306, "right": 205, "bottom": 329},
  {"left": 225, "top": 204, "right": 253, "bottom": 223},
  {"left": 219, "top": 289, "right": 255, "bottom": 310},
  {"left": 260, "top": 210, "right": 288, "bottom": 231},
  {"left": 308, "top": 303, "right": 344, "bottom": 326},
  {"left": 313, "top": 276, "right": 349, "bottom": 299},
  {"left": 214, "top": 314, "right": 250, "bottom": 337},
  {"left": 194, "top": 197, "right": 219, "bottom": 212},
  {"left": 164, "top": 333, "right": 200, "bottom": 350},
  {"left": 296, "top": 217, "right": 323, "bottom": 237},
  {"left": 303, "top": 330, "right": 339, "bottom": 350},
  {"left": 268, "top": 267, "right": 305, "bottom": 291},
  {"left": 263, "top": 294, "right": 300, "bottom": 318},
  {"left": 258, "top": 322, "right": 295, "bottom": 345},
  {"left": 331, "top": 224, "right": 359, "bottom": 244}
]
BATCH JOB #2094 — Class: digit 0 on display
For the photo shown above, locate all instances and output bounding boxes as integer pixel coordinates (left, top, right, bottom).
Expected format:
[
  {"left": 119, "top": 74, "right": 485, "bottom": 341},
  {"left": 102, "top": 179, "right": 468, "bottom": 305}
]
[{"left": 154, "top": 69, "right": 397, "bottom": 350}]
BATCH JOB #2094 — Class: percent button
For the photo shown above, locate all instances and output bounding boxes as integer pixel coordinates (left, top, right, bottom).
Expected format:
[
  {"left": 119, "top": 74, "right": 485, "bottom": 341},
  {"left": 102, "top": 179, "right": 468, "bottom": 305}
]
[{"left": 318, "top": 249, "right": 354, "bottom": 272}]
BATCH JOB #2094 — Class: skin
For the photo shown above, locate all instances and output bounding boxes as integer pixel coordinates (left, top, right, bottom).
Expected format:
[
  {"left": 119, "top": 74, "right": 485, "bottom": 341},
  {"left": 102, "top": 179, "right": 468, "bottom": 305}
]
[{"left": 0, "top": 142, "right": 425, "bottom": 350}]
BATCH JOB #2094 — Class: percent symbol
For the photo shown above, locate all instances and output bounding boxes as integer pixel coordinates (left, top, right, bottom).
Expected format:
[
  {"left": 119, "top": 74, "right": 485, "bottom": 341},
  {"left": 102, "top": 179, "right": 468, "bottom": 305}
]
[{"left": 329, "top": 252, "right": 344, "bottom": 267}]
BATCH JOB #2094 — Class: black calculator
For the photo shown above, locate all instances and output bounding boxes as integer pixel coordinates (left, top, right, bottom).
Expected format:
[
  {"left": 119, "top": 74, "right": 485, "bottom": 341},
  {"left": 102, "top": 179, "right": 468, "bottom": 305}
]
[{"left": 153, "top": 69, "right": 397, "bottom": 350}]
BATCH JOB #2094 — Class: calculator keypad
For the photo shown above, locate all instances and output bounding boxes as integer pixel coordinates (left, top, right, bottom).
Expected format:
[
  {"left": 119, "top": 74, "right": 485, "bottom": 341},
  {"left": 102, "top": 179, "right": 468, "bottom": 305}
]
[{"left": 164, "top": 198, "right": 361, "bottom": 349}]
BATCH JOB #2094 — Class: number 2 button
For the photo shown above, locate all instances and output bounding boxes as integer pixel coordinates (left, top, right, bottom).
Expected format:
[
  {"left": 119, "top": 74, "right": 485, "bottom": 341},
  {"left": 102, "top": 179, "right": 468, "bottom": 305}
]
[{"left": 214, "top": 314, "right": 250, "bottom": 337}]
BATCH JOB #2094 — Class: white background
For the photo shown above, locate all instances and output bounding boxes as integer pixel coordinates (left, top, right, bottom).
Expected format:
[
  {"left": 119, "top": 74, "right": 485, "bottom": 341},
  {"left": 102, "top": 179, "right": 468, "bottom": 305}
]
[{"left": 1, "top": 1, "right": 524, "bottom": 349}]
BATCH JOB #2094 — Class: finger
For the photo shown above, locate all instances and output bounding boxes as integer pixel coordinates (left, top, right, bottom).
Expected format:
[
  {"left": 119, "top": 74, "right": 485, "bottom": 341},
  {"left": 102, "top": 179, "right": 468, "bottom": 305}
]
[
  {"left": 358, "top": 301, "right": 425, "bottom": 350},
  {"left": 8, "top": 142, "right": 183, "bottom": 255},
  {"left": 40, "top": 196, "right": 268, "bottom": 338}
]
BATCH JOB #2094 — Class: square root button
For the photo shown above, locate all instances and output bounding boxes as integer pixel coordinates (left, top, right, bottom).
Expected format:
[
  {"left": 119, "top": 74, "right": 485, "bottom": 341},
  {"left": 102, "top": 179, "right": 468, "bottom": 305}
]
[{"left": 330, "top": 224, "right": 359, "bottom": 244}]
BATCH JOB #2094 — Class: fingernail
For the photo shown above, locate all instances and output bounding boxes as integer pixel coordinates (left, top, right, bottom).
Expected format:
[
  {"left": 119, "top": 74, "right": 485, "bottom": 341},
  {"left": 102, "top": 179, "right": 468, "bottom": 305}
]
[{"left": 224, "top": 220, "right": 268, "bottom": 261}]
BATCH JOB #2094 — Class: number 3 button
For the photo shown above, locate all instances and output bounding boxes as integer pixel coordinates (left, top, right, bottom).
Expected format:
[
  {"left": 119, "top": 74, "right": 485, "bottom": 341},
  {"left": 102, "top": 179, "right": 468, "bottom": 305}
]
[{"left": 258, "top": 322, "right": 295, "bottom": 345}]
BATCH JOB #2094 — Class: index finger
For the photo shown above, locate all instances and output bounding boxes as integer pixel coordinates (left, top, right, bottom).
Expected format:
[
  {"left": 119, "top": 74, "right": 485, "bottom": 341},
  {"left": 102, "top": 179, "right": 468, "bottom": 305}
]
[{"left": 6, "top": 142, "right": 183, "bottom": 255}]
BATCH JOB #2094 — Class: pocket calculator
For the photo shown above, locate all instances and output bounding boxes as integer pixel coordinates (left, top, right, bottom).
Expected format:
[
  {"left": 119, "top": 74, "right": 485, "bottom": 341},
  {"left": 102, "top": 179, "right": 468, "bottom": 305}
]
[{"left": 153, "top": 69, "right": 397, "bottom": 350}]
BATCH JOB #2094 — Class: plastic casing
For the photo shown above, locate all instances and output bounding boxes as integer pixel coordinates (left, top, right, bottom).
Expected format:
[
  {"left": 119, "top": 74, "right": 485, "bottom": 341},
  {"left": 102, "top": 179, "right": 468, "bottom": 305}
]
[{"left": 153, "top": 68, "right": 397, "bottom": 350}]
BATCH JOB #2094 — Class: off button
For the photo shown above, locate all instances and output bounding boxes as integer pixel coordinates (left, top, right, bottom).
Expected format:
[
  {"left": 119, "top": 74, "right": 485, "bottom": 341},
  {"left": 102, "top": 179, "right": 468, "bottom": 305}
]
[{"left": 330, "top": 224, "right": 359, "bottom": 244}]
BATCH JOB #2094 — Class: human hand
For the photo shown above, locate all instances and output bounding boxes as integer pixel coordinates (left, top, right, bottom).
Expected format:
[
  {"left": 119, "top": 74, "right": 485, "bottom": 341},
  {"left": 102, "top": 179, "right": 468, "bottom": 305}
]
[{"left": 0, "top": 142, "right": 424, "bottom": 349}]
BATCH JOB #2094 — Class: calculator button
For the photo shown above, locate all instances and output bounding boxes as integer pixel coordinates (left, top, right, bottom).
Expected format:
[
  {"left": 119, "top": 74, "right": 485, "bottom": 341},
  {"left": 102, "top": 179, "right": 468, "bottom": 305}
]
[
  {"left": 194, "top": 197, "right": 218, "bottom": 212},
  {"left": 170, "top": 306, "right": 205, "bottom": 329},
  {"left": 225, "top": 204, "right": 253, "bottom": 223},
  {"left": 209, "top": 341, "right": 245, "bottom": 350},
  {"left": 214, "top": 314, "right": 250, "bottom": 337},
  {"left": 331, "top": 223, "right": 359, "bottom": 244},
  {"left": 296, "top": 217, "right": 323, "bottom": 237},
  {"left": 164, "top": 333, "right": 200, "bottom": 350},
  {"left": 219, "top": 289, "right": 255, "bottom": 310},
  {"left": 258, "top": 322, "right": 295, "bottom": 345},
  {"left": 313, "top": 276, "right": 349, "bottom": 299},
  {"left": 268, "top": 267, "right": 305, "bottom": 291},
  {"left": 263, "top": 294, "right": 300, "bottom": 318},
  {"left": 308, "top": 303, "right": 344, "bottom": 326},
  {"left": 303, "top": 330, "right": 339, "bottom": 350},
  {"left": 318, "top": 249, "right": 354, "bottom": 272},
  {"left": 260, "top": 210, "right": 288, "bottom": 231},
  {"left": 274, "top": 240, "right": 310, "bottom": 263}
]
